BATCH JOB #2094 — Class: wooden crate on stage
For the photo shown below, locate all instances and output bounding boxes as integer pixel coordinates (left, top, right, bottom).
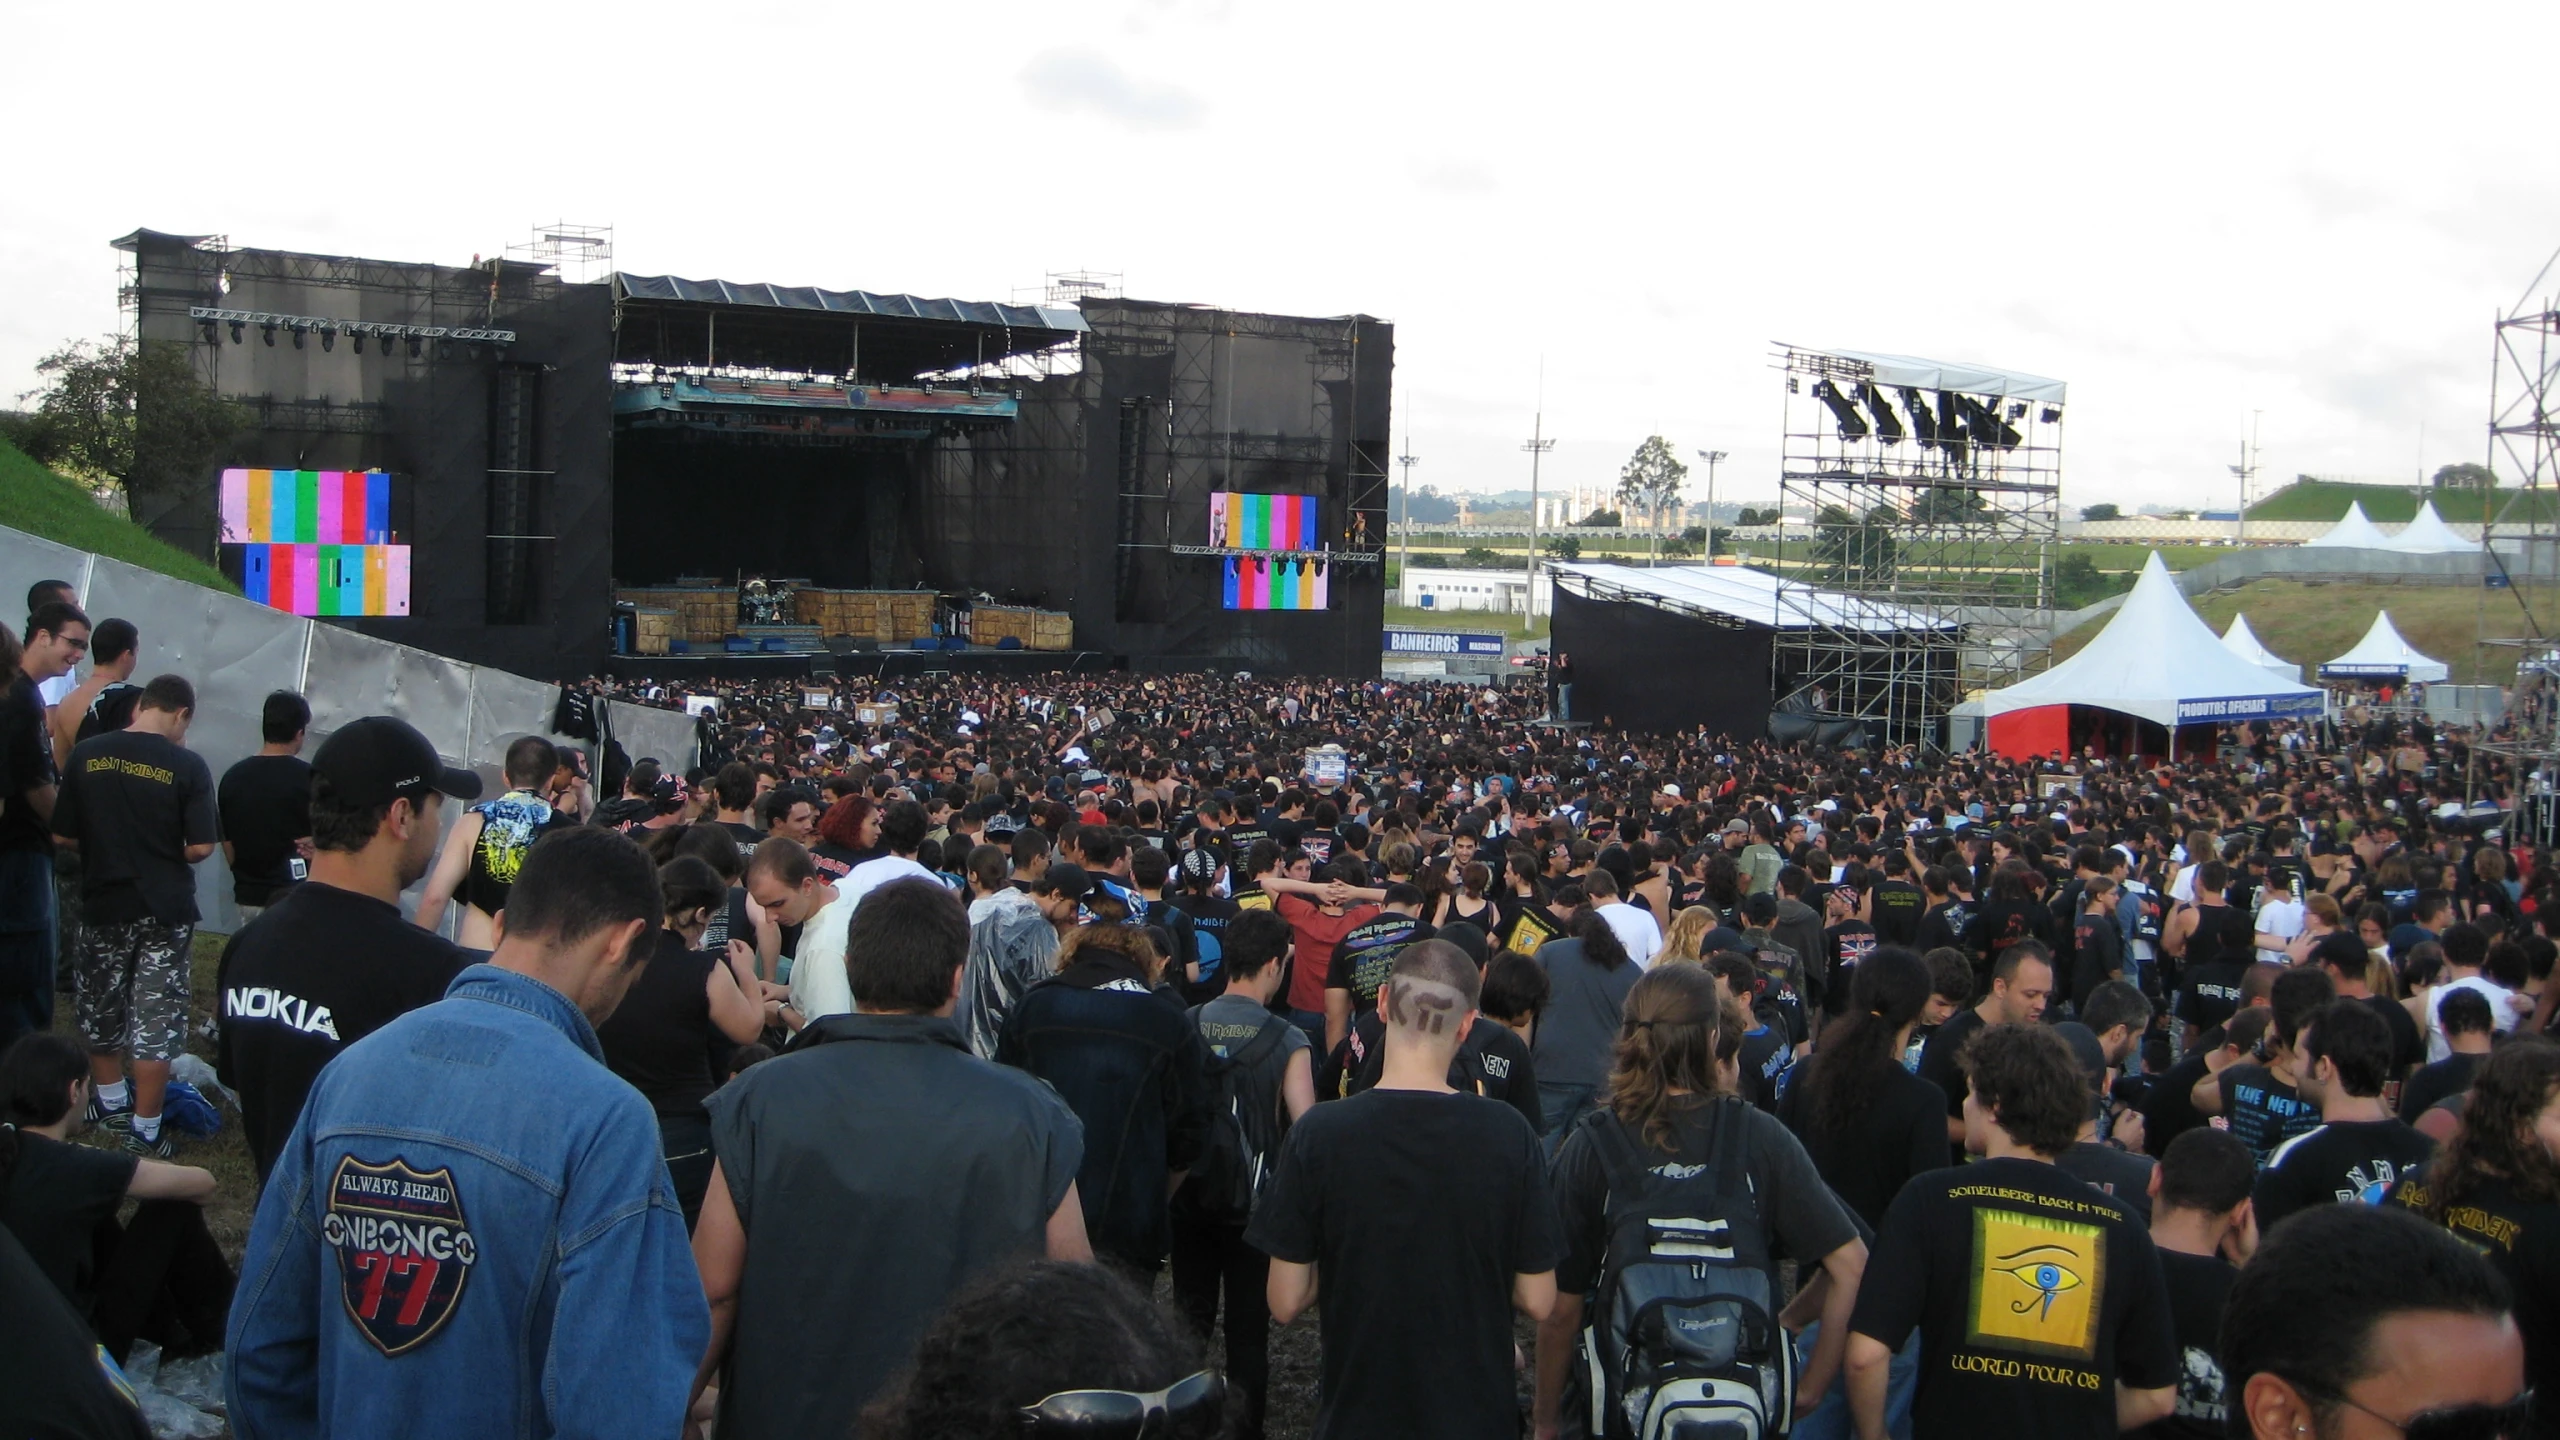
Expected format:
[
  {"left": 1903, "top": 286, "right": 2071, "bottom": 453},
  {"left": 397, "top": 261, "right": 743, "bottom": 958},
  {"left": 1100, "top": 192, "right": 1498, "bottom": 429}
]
[
  {"left": 795, "top": 589, "right": 937, "bottom": 643},
  {"left": 632, "top": 608, "right": 674, "bottom": 656},
  {"left": 971, "top": 605, "right": 1074, "bottom": 651},
  {"left": 617, "top": 587, "right": 733, "bottom": 645}
]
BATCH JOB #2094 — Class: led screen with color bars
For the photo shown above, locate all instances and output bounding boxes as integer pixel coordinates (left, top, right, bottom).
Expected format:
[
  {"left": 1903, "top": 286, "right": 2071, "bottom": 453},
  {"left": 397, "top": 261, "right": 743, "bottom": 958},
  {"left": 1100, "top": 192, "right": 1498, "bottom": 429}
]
[
  {"left": 1209, "top": 492, "right": 1320, "bottom": 551},
  {"left": 217, "top": 468, "right": 411, "bottom": 616},
  {"left": 1223, "top": 556, "right": 1330, "bottom": 610}
]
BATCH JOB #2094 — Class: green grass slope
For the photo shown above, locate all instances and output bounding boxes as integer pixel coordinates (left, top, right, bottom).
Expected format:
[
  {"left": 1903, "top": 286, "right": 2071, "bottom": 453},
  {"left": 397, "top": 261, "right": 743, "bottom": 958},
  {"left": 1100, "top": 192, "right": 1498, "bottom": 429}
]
[
  {"left": 2051, "top": 577, "right": 2556, "bottom": 686},
  {"left": 0, "top": 439, "right": 237, "bottom": 593},
  {"left": 2245, "top": 477, "right": 2539, "bottom": 526}
]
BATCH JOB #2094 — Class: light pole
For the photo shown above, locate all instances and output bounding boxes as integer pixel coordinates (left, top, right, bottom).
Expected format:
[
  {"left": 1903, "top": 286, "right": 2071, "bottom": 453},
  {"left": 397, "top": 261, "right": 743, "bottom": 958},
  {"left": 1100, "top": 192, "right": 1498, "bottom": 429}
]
[
  {"left": 1696, "top": 450, "right": 1728, "bottom": 559},
  {"left": 1394, "top": 442, "right": 1419, "bottom": 606},
  {"left": 1523, "top": 414, "right": 1555, "bottom": 619}
]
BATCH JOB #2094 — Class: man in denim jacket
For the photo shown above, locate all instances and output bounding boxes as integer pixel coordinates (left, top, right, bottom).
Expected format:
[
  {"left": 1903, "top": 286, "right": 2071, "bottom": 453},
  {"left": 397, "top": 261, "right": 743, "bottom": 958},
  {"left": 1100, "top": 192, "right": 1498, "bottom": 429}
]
[{"left": 226, "top": 824, "right": 707, "bottom": 1439}]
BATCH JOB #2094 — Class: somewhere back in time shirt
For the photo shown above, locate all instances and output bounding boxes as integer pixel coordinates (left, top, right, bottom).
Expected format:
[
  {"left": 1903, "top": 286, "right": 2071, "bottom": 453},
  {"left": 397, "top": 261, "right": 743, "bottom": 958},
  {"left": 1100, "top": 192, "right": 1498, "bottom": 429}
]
[
  {"left": 1848, "top": 1156, "right": 2179, "bottom": 1440},
  {"left": 1245, "top": 1088, "right": 1560, "bottom": 1440}
]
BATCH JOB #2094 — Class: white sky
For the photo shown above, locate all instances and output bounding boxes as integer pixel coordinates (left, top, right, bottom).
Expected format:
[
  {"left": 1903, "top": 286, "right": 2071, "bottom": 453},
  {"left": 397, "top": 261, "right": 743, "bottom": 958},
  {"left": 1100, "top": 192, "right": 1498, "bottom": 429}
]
[{"left": 8, "top": 2, "right": 2560, "bottom": 515}]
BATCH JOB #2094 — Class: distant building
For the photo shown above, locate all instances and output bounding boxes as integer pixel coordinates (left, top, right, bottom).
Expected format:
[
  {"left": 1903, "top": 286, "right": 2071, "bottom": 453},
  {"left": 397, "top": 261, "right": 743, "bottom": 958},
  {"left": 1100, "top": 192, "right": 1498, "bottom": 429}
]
[{"left": 1400, "top": 567, "right": 1553, "bottom": 616}]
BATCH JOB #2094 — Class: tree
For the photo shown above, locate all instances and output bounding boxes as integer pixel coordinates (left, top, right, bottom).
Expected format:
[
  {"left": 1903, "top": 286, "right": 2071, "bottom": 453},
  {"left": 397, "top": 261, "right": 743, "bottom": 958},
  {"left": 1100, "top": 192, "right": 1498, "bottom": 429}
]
[
  {"left": 1909, "top": 484, "right": 1988, "bottom": 527},
  {"left": 2432, "top": 463, "right": 2498, "bottom": 491},
  {"left": 2051, "top": 551, "right": 2121, "bottom": 608},
  {"left": 1811, "top": 504, "right": 1897, "bottom": 586},
  {"left": 1736, "top": 506, "right": 1780, "bottom": 527},
  {"left": 25, "top": 336, "right": 244, "bottom": 538},
  {"left": 2079, "top": 502, "right": 2121, "bottom": 522},
  {"left": 1575, "top": 508, "right": 1621, "bottom": 528},
  {"left": 1462, "top": 545, "right": 1500, "bottom": 568},
  {"left": 1615, "top": 436, "right": 1690, "bottom": 563},
  {"left": 1543, "top": 534, "right": 1582, "bottom": 561},
  {"left": 1680, "top": 525, "right": 1709, "bottom": 546}
]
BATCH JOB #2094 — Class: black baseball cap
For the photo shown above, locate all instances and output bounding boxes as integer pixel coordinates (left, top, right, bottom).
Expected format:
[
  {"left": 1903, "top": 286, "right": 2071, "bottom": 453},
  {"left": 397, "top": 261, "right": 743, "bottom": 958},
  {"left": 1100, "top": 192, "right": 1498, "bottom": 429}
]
[
  {"left": 1039, "top": 862, "right": 1095, "bottom": 902},
  {"left": 313, "top": 717, "right": 484, "bottom": 808}
]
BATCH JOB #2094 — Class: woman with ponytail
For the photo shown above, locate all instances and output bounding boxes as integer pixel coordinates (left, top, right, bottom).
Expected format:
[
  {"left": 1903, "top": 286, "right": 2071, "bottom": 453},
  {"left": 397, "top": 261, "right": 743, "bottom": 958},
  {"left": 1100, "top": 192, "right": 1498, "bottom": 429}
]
[
  {"left": 1532, "top": 964, "right": 1868, "bottom": 1439},
  {"left": 1779, "top": 945, "right": 1958, "bottom": 1229}
]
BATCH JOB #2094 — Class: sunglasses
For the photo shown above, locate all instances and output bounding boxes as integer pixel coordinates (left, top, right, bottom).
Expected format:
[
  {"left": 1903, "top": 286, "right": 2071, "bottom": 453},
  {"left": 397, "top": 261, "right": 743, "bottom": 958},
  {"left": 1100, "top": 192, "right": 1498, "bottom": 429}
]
[
  {"left": 1017, "top": 1369, "right": 1224, "bottom": 1437},
  {"left": 2314, "top": 1385, "right": 2534, "bottom": 1440}
]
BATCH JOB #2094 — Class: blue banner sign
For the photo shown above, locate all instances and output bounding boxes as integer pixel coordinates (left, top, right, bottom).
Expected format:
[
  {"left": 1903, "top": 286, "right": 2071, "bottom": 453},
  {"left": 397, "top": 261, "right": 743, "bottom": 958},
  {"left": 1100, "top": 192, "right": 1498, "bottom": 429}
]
[
  {"left": 2174, "top": 693, "right": 2324, "bottom": 722},
  {"left": 1382, "top": 629, "right": 1507, "bottom": 657}
]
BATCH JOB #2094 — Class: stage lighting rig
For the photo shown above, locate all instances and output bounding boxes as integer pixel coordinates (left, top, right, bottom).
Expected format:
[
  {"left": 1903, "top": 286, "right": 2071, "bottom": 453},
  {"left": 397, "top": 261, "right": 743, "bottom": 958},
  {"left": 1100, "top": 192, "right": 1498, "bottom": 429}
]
[
  {"left": 319, "top": 327, "right": 335, "bottom": 352},
  {"left": 197, "top": 317, "right": 219, "bottom": 344},
  {"left": 1898, "top": 387, "right": 1940, "bottom": 448},
  {"left": 262, "top": 323, "right": 277, "bottom": 346},
  {"left": 229, "top": 320, "right": 244, "bottom": 343},
  {"left": 291, "top": 325, "right": 306, "bottom": 349},
  {"left": 1857, "top": 381, "right": 1905, "bottom": 443},
  {"left": 2040, "top": 406, "right": 2061, "bottom": 424}
]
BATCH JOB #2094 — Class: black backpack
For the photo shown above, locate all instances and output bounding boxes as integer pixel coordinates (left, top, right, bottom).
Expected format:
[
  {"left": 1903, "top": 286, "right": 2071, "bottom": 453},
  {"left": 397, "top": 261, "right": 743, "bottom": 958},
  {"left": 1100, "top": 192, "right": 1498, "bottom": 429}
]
[
  {"left": 1181, "top": 1007, "right": 1290, "bottom": 1224},
  {"left": 1574, "top": 1097, "right": 1795, "bottom": 1440}
]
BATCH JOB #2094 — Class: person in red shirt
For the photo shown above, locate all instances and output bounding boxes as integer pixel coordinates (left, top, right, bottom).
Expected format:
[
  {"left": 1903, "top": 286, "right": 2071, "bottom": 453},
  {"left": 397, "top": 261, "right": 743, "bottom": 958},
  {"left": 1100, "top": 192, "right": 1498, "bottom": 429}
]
[{"left": 1261, "top": 861, "right": 1383, "bottom": 1051}]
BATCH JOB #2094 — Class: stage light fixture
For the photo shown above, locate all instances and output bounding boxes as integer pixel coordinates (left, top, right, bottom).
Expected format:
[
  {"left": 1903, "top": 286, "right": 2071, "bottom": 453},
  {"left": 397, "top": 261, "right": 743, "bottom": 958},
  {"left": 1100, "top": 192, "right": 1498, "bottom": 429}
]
[
  {"left": 408, "top": 335, "right": 424, "bottom": 359},
  {"left": 197, "top": 318, "right": 218, "bottom": 344},
  {"left": 1858, "top": 381, "right": 1905, "bottom": 444},
  {"left": 2007, "top": 401, "right": 2027, "bottom": 421},
  {"left": 1899, "top": 387, "right": 1940, "bottom": 448},
  {"left": 262, "top": 323, "right": 277, "bottom": 346},
  {"left": 228, "top": 320, "right": 244, "bottom": 343},
  {"left": 1787, "top": 377, "right": 1801, "bottom": 394},
  {"left": 291, "top": 325, "right": 306, "bottom": 349},
  {"left": 2040, "top": 406, "right": 2062, "bottom": 424},
  {"left": 319, "top": 327, "right": 335, "bottom": 352}
]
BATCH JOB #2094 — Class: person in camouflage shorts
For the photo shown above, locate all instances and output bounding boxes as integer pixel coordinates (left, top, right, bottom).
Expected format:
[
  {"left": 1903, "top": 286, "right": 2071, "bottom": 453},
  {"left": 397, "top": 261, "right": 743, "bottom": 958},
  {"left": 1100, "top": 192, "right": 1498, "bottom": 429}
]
[{"left": 76, "top": 918, "right": 196, "bottom": 1075}]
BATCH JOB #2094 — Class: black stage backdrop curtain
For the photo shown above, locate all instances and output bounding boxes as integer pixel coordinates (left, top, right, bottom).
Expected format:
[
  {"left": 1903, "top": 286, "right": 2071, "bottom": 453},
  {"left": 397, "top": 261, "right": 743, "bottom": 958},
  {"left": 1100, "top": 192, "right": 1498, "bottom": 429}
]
[{"left": 1551, "top": 588, "right": 1771, "bottom": 739}]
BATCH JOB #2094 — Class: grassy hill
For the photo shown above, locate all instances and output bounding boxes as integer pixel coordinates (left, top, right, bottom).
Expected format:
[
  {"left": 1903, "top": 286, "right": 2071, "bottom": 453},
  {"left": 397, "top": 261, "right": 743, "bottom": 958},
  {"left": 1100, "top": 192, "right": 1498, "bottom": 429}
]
[
  {"left": 0, "top": 439, "right": 236, "bottom": 593},
  {"left": 2051, "top": 577, "right": 2556, "bottom": 685},
  {"left": 2244, "top": 477, "right": 2540, "bottom": 525}
]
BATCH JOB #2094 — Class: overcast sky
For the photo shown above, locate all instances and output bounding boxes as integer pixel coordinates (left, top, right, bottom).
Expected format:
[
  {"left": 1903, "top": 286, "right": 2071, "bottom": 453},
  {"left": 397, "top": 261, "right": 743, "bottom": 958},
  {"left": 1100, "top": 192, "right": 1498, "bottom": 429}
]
[{"left": 10, "top": 2, "right": 2560, "bottom": 515}]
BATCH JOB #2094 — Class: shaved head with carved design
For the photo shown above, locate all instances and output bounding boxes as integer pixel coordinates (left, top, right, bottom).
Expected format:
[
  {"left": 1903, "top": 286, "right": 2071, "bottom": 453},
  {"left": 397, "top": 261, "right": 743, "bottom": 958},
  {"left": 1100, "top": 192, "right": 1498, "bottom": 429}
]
[{"left": 1382, "top": 939, "right": 1481, "bottom": 1048}]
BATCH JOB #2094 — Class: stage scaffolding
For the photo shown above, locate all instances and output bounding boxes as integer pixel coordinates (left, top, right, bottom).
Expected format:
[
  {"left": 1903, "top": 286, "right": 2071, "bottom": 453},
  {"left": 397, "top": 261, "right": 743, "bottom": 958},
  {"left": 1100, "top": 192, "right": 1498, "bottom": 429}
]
[
  {"left": 2472, "top": 249, "right": 2560, "bottom": 820},
  {"left": 1770, "top": 344, "right": 2065, "bottom": 749}
]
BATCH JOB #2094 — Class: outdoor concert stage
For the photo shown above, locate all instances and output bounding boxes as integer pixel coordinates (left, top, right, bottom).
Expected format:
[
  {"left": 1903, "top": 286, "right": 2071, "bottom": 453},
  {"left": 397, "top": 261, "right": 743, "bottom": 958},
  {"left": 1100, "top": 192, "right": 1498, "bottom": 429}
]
[{"left": 121, "top": 231, "right": 1392, "bottom": 681}]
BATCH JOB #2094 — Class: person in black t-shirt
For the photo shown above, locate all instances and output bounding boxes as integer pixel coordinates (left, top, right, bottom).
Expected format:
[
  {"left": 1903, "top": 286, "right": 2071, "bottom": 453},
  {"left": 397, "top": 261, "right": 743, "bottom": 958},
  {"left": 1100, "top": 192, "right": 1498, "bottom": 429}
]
[
  {"left": 1710, "top": 951, "right": 1794, "bottom": 1112},
  {"left": 1820, "top": 879, "right": 1879, "bottom": 1021},
  {"left": 2253, "top": 1001, "right": 2435, "bottom": 1230},
  {"left": 50, "top": 676, "right": 220, "bottom": 1159},
  {"left": 2399, "top": 986, "right": 2492, "bottom": 1121},
  {"left": 218, "top": 690, "right": 314, "bottom": 916},
  {"left": 0, "top": 600, "right": 86, "bottom": 1058},
  {"left": 1321, "top": 884, "right": 1430, "bottom": 1051},
  {"left": 1780, "top": 945, "right": 1956, "bottom": 1230},
  {"left": 1847, "top": 1023, "right": 2179, "bottom": 1440},
  {"left": 1871, "top": 850, "right": 1927, "bottom": 946},
  {"left": 1916, "top": 941, "right": 2054, "bottom": 1157},
  {"left": 2135, "top": 1128, "right": 2257, "bottom": 1440},
  {"left": 1248, "top": 941, "right": 1560, "bottom": 1440},
  {"left": 596, "top": 856, "right": 772, "bottom": 1229},
  {"left": 216, "top": 717, "right": 480, "bottom": 1181},
  {"left": 2194, "top": 966, "right": 2332, "bottom": 1166}
]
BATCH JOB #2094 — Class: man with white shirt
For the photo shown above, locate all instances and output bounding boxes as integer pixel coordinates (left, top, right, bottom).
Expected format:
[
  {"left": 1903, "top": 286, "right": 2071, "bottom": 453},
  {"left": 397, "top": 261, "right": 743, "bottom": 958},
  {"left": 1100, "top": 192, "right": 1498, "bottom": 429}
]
[
  {"left": 26, "top": 580, "right": 79, "bottom": 709},
  {"left": 2253, "top": 875, "right": 2306, "bottom": 966},
  {"left": 2424, "top": 922, "right": 2519, "bottom": 1063},
  {"left": 838, "top": 799, "right": 939, "bottom": 908},
  {"left": 1582, "top": 868, "right": 1662, "bottom": 967},
  {"left": 746, "top": 839, "right": 853, "bottom": 1022}
]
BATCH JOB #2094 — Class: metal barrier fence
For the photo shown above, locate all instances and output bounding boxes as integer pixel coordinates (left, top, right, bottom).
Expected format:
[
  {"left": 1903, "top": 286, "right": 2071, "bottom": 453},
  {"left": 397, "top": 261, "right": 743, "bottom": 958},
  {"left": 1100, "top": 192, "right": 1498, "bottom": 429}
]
[{"left": 0, "top": 522, "right": 698, "bottom": 934}]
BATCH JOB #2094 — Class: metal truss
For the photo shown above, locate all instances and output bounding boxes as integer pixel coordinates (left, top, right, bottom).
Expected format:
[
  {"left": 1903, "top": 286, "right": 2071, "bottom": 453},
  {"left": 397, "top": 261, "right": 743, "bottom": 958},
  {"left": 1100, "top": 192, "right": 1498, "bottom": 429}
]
[{"left": 1769, "top": 344, "right": 2063, "bottom": 749}]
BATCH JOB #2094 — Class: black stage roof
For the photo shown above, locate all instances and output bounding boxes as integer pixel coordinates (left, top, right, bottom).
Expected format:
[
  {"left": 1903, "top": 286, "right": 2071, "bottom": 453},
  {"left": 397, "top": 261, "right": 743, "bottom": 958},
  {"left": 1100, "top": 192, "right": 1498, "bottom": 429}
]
[{"left": 613, "top": 273, "right": 1085, "bottom": 382}]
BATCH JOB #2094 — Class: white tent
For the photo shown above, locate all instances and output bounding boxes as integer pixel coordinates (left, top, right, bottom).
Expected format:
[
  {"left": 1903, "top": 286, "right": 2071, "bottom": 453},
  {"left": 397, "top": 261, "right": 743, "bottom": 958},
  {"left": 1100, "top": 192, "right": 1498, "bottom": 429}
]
[
  {"left": 2302, "top": 500, "right": 2394, "bottom": 549},
  {"left": 2379, "top": 499, "right": 2474, "bottom": 554},
  {"left": 2220, "top": 613, "right": 2301, "bottom": 683},
  {"left": 1980, "top": 553, "right": 2323, "bottom": 733},
  {"left": 2319, "top": 611, "right": 2451, "bottom": 683}
]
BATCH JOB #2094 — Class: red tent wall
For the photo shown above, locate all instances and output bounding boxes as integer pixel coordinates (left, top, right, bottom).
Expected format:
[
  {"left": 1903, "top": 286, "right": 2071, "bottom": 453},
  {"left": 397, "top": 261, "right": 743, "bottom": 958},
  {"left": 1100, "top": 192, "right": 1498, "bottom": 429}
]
[{"left": 1986, "top": 705, "right": 2069, "bottom": 760}]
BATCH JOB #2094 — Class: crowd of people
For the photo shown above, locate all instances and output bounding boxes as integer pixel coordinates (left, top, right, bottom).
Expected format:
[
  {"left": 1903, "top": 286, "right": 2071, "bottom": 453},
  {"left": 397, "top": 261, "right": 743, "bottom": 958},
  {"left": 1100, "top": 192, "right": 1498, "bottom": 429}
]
[{"left": 2, "top": 575, "right": 2558, "bottom": 1439}]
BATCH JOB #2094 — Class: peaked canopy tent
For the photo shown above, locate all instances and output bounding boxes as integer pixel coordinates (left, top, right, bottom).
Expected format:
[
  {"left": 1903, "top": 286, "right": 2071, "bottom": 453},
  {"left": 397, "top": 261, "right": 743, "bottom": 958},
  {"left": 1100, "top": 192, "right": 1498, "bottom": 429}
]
[
  {"left": 1977, "top": 553, "right": 2322, "bottom": 759},
  {"left": 2379, "top": 500, "right": 2475, "bottom": 555},
  {"left": 2221, "top": 613, "right": 2301, "bottom": 683},
  {"left": 2302, "top": 501, "right": 2394, "bottom": 549},
  {"left": 2319, "top": 611, "right": 2450, "bottom": 684}
]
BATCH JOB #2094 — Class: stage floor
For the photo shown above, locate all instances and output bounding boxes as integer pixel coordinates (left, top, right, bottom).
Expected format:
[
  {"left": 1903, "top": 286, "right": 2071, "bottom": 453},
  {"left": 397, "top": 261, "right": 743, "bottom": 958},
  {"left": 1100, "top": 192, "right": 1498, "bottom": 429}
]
[{"left": 604, "top": 649, "right": 1118, "bottom": 682}]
